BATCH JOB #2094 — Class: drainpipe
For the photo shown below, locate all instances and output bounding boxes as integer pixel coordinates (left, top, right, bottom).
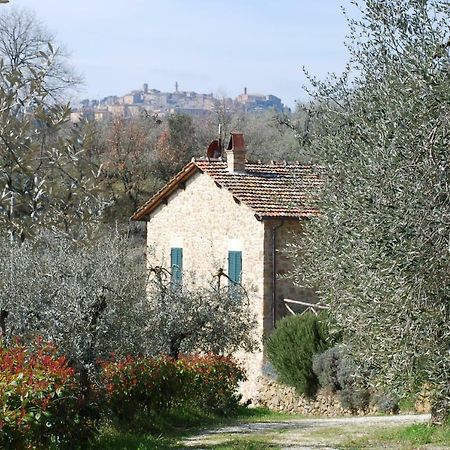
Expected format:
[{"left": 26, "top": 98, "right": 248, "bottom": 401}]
[{"left": 272, "top": 220, "right": 284, "bottom": 329}]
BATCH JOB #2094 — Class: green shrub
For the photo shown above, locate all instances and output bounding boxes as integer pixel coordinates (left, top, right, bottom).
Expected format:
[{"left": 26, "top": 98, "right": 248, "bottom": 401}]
[
  {"left": 335, "top": 349, "right": 370, "bottom": 412},
  {"left": 266, "top": 312, "right": 329, "bottom": 397},
  {"left": 0, "top": 340, "right": 92, "bottom": 449},
  {"left": 313, "top": 345, "right": 372, "bottom": 412},
  {"left": 374, "top": 393, "right": 400, "bottom": 414},
  {"left": 339, "top": 385, "right": 371, "bottom": 412},
  {"left": 312, "top": 346, "right": 342, "bottom": 392}
]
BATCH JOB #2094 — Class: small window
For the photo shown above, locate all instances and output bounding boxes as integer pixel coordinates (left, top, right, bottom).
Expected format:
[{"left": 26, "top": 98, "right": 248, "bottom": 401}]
[
  {"left": 170, "top": 247, "right": 183, "bottom": 286},
  {"left": 228, "top": 250, "right": 242, "bottom": 285}
]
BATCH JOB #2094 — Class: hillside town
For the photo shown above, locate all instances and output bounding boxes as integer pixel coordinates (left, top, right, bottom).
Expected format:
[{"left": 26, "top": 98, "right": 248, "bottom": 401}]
[{"left": 70, "top": 83, "right": 289, "bottom": 122}]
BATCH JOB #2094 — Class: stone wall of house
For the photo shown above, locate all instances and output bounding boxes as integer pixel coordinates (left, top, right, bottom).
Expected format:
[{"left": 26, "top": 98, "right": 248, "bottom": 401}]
[
  {"left": 254, "top": 376, "right": 378, "bottom": 416},
  {"left": 145, "top": 171, "right": 320, "bottom": 401},
  {"left": 146, "top": 171, "right": 266, "bottom": 400},
  {"left": 263, "top": 219, "right": 318, "bottom": 335}
]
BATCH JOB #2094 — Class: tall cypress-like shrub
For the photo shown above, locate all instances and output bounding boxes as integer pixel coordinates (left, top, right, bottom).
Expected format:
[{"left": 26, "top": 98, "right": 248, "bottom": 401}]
[{"left": 266, "top": 312, "right": 328, "bottom": 397}]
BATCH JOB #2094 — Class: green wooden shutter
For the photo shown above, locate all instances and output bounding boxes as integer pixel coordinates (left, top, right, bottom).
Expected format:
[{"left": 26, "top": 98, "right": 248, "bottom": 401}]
[
  {"left": 171, "top": 247, "right": 183, "bottom": 286},
  {"left": 228, "top": 251, "right": 242, "bottom": 284}
]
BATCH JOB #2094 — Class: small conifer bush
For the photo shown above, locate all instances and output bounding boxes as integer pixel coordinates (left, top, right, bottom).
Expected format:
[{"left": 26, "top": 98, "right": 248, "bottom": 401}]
[{"left": 266, "top": 312, "right": 328, "bottom": 397}]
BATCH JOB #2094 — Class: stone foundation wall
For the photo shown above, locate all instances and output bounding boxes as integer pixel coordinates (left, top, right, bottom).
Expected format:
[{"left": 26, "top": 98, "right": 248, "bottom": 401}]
[
  {"left": 253, "top": 376, "right": 377, "bottom": 416},
  {"left": 253, "top": 376, "right": 431, "bottom": 416}
]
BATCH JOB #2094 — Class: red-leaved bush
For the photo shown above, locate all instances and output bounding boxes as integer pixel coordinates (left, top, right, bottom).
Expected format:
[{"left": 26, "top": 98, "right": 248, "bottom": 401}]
[
  {"left": 0, "top": 342, "right": 247, "bottom": 449},
  {"left": 181, "top": 354, "right": 246, "bottom": 414},
  {"left": 0, "top": 339, "right": 91, "bottom": 449},
  {"left": 100, "top": 354, "right": 246, "bottom": 418},
  {"left": 100, "top": 355, "right": 186, "bottom": 418}
]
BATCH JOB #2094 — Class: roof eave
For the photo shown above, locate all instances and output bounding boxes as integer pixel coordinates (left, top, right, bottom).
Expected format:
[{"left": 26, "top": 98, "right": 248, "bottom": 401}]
[{"left": 256, "top": 213, "right": 318, "bottom": 221}]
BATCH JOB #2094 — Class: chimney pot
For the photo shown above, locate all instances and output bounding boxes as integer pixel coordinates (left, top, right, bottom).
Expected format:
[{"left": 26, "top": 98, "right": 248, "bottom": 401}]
[{"left": 225, "top": 132, "right": 246, "bottom": 173}]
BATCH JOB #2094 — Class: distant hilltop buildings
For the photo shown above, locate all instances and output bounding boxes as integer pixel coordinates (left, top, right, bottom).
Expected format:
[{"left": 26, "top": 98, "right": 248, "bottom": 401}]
[{"left": 70, "top": 83, "right": 289, "bottom": 122}]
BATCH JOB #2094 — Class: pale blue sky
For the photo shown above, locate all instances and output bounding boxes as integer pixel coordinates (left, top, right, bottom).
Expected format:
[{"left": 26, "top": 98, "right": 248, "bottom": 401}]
[{"left": 8, "top": 0, "right": 356, "bottom": 107}]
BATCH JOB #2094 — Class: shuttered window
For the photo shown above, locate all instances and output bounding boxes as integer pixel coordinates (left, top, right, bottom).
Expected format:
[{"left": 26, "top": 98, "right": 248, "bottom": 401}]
[
  {"left": 170, "top": 247, "right": 183, "bottom": 286},
  {"left": 228, "top": 250, "right": 242, "bottom": 284}
]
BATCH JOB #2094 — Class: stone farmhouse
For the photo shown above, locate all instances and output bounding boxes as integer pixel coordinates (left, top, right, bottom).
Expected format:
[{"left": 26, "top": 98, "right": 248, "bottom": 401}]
[{"left": 131, "top": 133, "right": 320, "bottom": 399}]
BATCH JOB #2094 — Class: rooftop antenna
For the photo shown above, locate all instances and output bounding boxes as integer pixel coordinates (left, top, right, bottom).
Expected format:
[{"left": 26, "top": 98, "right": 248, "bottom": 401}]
[
  {"left": 206, "top": 124, "right": 223, "bottom": 158},
  {"left": 218, "top": 123, "right": 223, "bottom": 157}
]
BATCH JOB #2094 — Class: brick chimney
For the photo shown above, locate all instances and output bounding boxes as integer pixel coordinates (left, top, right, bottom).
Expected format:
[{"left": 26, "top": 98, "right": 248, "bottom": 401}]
[{"left": 225, "top": 132, "right": 246, "bottom": 173}]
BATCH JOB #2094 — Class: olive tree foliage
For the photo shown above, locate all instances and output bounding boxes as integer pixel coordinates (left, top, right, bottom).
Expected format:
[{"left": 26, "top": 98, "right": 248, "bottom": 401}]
[
  {"left": 289, "top": 0, "right": 450, "bottom": 422},
  {"left": 144, "top": 267, "right": 258, "bottom": 359},
  {"left": 0, "top": 36, "right": 105, "bottom": 241},
  {"left": 0, "top": 232, "right": 147, "bottom": 390}
]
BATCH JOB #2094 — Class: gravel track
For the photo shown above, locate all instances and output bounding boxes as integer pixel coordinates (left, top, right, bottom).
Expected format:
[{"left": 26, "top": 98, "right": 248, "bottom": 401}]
[{"left": 183, "top": 413, "right": 432, "bottom": 449}]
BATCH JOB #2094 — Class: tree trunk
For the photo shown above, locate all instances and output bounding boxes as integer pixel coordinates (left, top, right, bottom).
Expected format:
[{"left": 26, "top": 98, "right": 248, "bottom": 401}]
[
  {"left": 169, "top": 337, "right": 181, "bottom": 360},
  {"left": 431, "top": 393, "right": 450, "bottom": 425},
  {"left": 78, "top": 365, "right": 92, "bottom": 400},
  {"left": 0, "top": 309, "right": 8, "bottom": 340},
  {"left": 169, "top": 330, "right": 191, "bottom": 359}
]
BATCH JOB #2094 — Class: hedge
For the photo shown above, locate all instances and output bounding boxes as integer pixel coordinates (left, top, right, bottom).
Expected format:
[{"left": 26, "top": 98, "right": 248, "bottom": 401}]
[
  {"left": 0, "top": 339, "right": 92, "bottom": 449},
  {"left": 100, "top": 353, "right": 246, "bottom": 418},
  {"left": 0, "top": 341, "right": 247, "bottom": 448}
]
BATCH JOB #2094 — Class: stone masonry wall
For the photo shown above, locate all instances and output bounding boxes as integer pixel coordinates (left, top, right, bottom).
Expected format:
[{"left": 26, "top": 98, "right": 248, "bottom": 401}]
[
  {"left": 254, "top": 376, "right": 378, "bottom": 416},
  {"left": 146, "top": 171, "right": 266, "bottom": 400},
  {"left": 254, "top": 376, "right": 431, "bottom": 416}
]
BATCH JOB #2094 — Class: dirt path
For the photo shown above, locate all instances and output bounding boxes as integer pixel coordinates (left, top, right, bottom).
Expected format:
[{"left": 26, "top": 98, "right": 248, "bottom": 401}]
[{"left": 183, "top": 413, "right": 432, "bottom": 449}]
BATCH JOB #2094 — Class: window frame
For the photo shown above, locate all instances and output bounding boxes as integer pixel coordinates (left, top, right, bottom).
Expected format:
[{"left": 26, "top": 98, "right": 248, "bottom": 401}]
[
  {"left": 170, "top": 247, "right": 183, "bottom": 287},
  {"left": 228, "top": 250, "right": 242, "bottom": 285}
]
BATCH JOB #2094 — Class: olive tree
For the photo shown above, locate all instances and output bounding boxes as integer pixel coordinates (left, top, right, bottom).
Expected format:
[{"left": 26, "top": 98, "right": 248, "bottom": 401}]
[
  {"left": 144, "top": 266, "right": 258, "bottom": 359},
  {"left": 0, "top": 31, "right": 104, "bottom": 241},
  {"left": 290, "top": 0, "right": 450, "bottom": 423},
  {"left": 0, "top": 232, "right": 147, "bottom": 394},
  {"left": 0, "top": 233, "right": 258, "bottom": 395}
]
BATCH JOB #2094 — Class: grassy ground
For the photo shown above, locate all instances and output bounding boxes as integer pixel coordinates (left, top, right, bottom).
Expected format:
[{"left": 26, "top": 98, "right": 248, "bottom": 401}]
[
  {"left": 202, "top": 439, "right": 280, "bottom": 449},
  {"left": 87, "top": 407, "right": 450, "bottom": 449},
  {"left": 342, "top": 423, "right": 450, "bottom": 449},
  {"left": 91, "top": 435, "right": 279, "bottom": 450},
  {"left": 88, "top": 407, "right": 290, "bottom": 450}
]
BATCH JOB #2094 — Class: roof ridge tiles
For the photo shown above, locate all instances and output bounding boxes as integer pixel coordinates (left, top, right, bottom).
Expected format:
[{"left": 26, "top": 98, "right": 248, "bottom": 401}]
[{"left": 131, "top": 158, "right": 322, "bottom": 221}]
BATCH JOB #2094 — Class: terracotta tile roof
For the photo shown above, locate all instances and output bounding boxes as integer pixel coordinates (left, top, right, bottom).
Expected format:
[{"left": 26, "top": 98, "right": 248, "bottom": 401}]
[
  {"left": 194, "top": 160, "right": 321, "bottom": 219},
  {"left": 131, "top": 159, "right": 321, "bottom": 221}
]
